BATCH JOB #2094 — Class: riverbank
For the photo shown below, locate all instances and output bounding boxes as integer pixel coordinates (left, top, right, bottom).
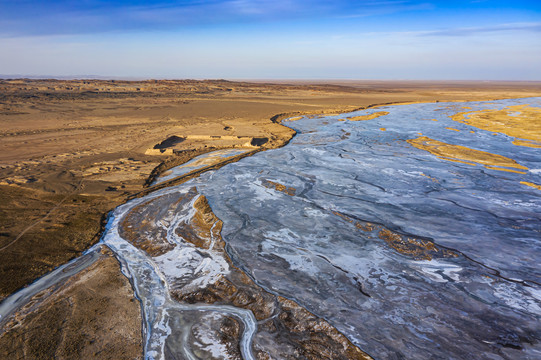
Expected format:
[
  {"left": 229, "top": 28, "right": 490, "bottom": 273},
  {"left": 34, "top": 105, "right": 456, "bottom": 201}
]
[
  {"left": 143, "top": 97, "right": 539, "bottom": 358},
  {"left": 1, "top": 79, "right": 541, "bottom": 359}
]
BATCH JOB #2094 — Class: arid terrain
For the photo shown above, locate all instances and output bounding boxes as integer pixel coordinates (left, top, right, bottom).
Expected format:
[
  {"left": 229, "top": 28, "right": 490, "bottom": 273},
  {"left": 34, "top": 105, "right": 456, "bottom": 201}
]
[{"left": 1, "top": 79, "right": 541, "bottom": 359}]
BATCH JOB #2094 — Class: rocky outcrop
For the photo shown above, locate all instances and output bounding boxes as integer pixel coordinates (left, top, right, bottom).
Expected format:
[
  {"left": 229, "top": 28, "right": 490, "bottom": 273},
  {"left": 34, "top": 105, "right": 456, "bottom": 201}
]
[{"left": 145, "top": 135, "right": 269, "bottom": 155}]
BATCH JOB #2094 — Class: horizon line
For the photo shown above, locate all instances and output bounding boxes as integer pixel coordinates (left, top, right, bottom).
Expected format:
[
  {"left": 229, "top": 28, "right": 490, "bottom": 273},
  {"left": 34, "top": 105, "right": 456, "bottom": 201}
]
[{"left": 2, "top": 75, "right": 541, "bottom": 83}]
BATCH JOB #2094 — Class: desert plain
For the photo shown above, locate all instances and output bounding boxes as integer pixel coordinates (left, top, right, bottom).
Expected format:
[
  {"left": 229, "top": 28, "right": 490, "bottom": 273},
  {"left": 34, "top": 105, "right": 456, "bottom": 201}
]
[{"left": 1, "top": 79, "right": 541, "bottom": 359}]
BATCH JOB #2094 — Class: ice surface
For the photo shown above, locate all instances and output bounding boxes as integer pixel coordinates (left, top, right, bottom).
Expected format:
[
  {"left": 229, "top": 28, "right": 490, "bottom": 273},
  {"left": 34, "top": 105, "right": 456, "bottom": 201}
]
[{"left": 184, "top": 98, "right": 541, "bottom": 359}]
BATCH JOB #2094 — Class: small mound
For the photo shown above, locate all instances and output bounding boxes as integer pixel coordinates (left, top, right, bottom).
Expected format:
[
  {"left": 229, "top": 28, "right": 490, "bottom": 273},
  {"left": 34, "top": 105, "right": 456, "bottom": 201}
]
[
  {"left": 153, "top": 136, "right": 185, "bottom": 149},
  {"left": 250, "top": 137, "right": 268, "bottom": 146}
]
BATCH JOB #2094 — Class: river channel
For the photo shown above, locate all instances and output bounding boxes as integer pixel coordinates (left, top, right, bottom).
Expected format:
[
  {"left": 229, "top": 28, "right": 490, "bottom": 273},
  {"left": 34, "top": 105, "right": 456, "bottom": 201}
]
[{"left": 1, "top": 98, "right": 540, "bottom": 359}]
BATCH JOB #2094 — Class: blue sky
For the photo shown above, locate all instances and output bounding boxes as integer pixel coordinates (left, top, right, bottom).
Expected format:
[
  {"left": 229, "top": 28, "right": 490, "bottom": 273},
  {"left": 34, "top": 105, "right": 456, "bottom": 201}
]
[{"left": 0, "top": 1, "right": 540, "bottom": 79}]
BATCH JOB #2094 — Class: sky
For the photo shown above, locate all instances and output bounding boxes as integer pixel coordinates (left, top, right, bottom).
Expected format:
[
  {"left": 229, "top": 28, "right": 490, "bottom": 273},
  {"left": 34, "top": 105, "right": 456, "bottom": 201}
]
[{"left": 0, "top": 0, "right": 540, "bottom": 80}]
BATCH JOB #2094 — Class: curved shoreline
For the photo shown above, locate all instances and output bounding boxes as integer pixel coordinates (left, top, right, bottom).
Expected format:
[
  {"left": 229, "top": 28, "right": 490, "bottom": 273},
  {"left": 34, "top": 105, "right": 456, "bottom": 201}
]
[
  {"left": 270, "top": 95, "right": 541, "bottom": 124},
  {"left": 191, "top": 97, "right": 541, "bottom": 358},
  {"left": 2, "top": 95, "right": 539, "bottom": 359},
  {"left": 0, "top": 99, "right": 373, "bottom": 358},
  {"left": 2, "top": 88, "right": 539, "bottom": 301}
]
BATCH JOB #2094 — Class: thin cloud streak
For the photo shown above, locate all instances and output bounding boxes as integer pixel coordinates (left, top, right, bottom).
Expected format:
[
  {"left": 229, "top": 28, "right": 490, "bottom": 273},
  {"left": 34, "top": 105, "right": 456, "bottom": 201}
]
[
  {"left": 0, "top": 0, "right": 423, "bottom": 37},
  {"left": 337, "top": 1, "right": 433, "bottom": 19},
  {"left": 421, "top": 22, "right": 541, "bottom": 36}
]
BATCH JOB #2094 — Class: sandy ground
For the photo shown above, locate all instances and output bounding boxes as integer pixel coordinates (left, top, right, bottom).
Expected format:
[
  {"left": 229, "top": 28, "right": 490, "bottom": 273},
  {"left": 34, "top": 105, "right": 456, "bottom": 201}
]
[
  {"left": 0, "top": 248, "right": 143, "bottom": 360},
  {"left": 1, "top": 79, "right": 540, "bottom": 358}
]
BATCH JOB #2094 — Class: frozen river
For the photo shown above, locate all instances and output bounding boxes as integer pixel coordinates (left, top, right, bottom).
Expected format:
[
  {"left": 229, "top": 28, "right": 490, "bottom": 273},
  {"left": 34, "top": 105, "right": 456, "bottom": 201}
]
[
  {"left": 2, "top": 98, "right": 540, "bottom": 359},
  {"left": 184, "top": 97, "right": 541, "bottom": 359}
]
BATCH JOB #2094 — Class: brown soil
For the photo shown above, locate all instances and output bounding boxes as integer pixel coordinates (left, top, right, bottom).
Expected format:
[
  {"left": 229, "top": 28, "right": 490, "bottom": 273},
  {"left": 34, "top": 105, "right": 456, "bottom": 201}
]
[
  {"left": 0, "top": 249, "right": 143, "bottom": 360},
  {"left": 407, "top": 136, "right": 529, "bottom": 173}
]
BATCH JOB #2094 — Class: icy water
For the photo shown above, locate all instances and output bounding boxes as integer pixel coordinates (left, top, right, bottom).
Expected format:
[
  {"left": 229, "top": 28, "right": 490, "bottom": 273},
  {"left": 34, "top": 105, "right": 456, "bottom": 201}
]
[
  {"left": 153, "top": 149, "right": 250, "bottom": 185},
  {"left": 101, "top": 188, "right": 257, "bottom": 360},
  {"left": 184, "top": 98, "right": 541, "bottom": 359},
  {"left": 2, "top": 98, "right": 540, "bottom": 359}
]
